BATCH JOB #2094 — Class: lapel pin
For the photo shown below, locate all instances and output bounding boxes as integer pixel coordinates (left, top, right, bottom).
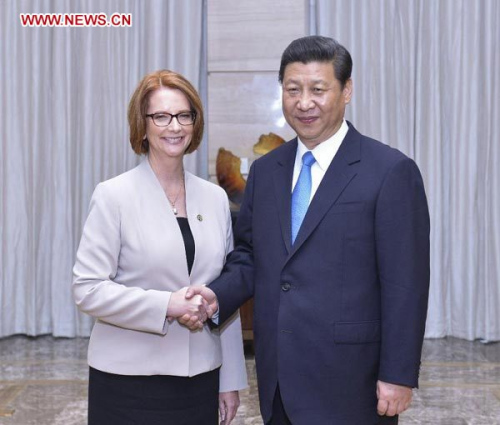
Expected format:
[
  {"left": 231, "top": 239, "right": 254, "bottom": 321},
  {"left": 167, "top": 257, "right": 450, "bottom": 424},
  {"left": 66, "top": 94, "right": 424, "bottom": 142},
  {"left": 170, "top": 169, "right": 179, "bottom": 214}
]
[{"left": 197, "top": 214, "right": 203, "bottom": 222}]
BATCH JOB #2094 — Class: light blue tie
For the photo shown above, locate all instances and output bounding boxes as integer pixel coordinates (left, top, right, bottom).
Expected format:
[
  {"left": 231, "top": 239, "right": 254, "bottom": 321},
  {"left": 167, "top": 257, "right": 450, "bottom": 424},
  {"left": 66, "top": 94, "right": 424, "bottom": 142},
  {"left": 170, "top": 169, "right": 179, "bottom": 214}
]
[{"left": 291, "top": 151, "right": 316, "bottom": 244}]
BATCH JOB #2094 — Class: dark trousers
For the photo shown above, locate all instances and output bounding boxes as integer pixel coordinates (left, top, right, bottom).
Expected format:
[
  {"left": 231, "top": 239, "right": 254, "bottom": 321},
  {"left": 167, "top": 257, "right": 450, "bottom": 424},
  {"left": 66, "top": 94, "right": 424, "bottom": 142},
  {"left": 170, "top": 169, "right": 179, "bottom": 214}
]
[
  {"left": 378, "top": 414, "right": 399, "bottom": 424},
  {"left": 267, "top": 385, "right": 292, "bottom": 425}
]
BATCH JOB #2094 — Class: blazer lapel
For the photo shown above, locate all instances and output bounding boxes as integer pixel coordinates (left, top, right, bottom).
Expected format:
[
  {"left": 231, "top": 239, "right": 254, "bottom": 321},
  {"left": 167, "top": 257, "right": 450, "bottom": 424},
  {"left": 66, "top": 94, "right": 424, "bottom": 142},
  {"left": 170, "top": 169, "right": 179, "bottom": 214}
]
[
  {"left": 139, "top": 157, "right": 191, "bottom": 279},
  {"left": 289, "top": 125, "right": 361, "bottom": 256},
  {"left": 273, "top": 139, "right": 298, "bottom": 255}
]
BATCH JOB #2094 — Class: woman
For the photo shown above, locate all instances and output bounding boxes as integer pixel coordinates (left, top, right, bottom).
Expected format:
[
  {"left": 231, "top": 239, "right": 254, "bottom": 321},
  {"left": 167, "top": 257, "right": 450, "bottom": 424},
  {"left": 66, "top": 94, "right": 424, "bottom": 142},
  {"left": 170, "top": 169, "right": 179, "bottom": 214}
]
[{"left": 73, "top": 70, "right": 247, "bottom": 425}]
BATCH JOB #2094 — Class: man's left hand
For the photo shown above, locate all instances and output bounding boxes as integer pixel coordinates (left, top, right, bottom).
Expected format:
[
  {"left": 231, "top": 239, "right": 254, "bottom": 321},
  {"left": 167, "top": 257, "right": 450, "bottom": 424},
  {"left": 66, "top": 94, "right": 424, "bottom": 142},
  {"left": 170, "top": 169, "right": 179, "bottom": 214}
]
[{"left": 376, "top": 380, "right": 413, "bottom": 416}]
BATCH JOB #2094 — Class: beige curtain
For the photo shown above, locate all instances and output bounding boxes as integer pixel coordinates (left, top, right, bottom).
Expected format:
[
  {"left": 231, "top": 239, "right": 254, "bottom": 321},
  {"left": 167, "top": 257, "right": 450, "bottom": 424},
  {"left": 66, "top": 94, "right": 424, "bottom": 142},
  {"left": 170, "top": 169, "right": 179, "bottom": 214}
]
[
  {"left": 0, "top": 0, "right": 203, "bottom": 337},
  {"left": 315, "top": 0, "right": 500, "bottom": 341}
]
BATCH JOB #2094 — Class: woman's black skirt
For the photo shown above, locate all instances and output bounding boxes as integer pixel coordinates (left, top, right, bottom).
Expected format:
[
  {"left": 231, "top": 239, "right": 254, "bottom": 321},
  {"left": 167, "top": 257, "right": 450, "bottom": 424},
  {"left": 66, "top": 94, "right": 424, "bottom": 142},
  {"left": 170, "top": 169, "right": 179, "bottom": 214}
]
[{"left": 88, "top": 367, "right": 219, "bottom": 425}]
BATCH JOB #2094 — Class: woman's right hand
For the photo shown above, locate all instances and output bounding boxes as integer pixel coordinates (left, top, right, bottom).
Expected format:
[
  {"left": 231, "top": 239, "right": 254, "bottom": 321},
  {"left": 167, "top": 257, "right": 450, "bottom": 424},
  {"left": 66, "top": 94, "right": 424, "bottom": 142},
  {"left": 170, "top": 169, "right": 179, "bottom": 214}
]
[{"left": 167, "top": 287, "right": 208, "bottom": 324}]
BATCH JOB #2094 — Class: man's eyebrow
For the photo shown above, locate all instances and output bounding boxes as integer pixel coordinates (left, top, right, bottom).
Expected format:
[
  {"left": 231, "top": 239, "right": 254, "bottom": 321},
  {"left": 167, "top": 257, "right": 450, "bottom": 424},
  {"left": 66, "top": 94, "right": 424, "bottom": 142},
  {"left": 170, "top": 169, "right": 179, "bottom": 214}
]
[
  {"left": 310, "top": 79, "right": 329, "bottom": 85},
  {"left": 283, "top": 78, "right": 328, "bottom": 85}
]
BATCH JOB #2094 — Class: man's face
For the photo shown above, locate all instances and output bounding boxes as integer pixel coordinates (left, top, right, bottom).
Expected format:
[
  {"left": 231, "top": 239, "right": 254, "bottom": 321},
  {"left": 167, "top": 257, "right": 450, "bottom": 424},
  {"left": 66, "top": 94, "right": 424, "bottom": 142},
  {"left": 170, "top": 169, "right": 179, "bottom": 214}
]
[{"left": 282, "top": 61, "right": 352, "bottom": 149}]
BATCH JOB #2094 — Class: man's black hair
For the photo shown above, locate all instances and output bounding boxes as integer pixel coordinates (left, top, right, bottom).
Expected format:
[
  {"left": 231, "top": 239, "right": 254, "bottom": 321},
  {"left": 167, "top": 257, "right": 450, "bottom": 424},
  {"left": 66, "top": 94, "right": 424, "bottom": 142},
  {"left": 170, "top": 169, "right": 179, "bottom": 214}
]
[{"left": 278, "top": 36, "right": 353, "bottom": 88}]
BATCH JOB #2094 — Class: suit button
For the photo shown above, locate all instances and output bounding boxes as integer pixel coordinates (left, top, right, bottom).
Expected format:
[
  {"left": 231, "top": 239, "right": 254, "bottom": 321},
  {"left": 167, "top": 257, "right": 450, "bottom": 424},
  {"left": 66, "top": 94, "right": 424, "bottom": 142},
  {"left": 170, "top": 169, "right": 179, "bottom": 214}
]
[{"left": 281, "top": 283, "right": 291, "bottom": 292}]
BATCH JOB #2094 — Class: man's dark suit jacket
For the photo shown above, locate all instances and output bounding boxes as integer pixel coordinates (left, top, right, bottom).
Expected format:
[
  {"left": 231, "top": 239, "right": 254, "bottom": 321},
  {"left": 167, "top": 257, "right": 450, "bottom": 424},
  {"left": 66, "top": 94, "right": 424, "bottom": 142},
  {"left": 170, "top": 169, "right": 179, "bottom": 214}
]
[{"left": 210, "top": 122, "right": 430, "bottom": 425}]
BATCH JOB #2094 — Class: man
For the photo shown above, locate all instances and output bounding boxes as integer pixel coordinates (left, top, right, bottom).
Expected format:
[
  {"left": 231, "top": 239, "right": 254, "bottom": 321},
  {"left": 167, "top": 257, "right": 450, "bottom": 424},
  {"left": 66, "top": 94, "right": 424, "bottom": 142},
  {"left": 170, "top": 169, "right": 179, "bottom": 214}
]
[{"left": 184, "top": 36, "right": 430, "bottom": 424}]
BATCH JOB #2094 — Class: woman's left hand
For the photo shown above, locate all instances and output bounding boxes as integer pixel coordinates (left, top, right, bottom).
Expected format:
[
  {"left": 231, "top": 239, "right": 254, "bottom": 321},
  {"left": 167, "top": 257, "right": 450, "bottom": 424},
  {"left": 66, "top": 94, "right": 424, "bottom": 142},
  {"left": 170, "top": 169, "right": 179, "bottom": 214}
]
[{"left": 219, "top": 390, "right": 240, "bottom": 425}]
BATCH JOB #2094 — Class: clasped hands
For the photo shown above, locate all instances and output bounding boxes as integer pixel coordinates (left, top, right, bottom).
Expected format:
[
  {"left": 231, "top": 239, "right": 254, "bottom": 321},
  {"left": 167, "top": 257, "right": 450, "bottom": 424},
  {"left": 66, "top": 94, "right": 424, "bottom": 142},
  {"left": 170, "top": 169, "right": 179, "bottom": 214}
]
[{"left": 167, "top": 286, "right": 218, "bottom": 330}]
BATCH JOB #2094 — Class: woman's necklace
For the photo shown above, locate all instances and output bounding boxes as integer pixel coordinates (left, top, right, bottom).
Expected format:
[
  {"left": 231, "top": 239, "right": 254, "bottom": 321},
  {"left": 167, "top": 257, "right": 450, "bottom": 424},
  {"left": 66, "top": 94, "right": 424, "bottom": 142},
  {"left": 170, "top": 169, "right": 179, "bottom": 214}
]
[{"left": 165, "top": 172, "right": 185, "bottom": 216}]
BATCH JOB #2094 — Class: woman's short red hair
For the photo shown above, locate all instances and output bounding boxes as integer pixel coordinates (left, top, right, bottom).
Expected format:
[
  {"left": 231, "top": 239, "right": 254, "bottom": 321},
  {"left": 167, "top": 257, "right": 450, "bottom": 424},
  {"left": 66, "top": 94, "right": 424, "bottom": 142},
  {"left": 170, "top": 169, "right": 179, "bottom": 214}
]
[{"left": 128, "top": 70, "right": 204, "bottom": 155}]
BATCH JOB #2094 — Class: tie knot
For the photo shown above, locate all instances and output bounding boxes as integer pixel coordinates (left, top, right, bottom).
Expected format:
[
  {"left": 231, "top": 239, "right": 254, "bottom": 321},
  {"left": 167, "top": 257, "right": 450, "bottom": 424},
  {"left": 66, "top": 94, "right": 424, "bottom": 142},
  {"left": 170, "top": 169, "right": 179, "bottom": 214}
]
[{"left": 302, "top": 151, "right": 316, "bottom": 167}]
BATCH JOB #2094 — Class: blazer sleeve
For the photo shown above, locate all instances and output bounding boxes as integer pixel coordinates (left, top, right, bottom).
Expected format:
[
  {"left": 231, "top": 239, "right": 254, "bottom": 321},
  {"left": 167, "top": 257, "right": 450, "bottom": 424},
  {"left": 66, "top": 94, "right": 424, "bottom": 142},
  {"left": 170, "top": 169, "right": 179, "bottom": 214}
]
[
  {"left": 218, "top": 192, "right": 248, "bottom": 392},
  {"left": 210, "top": 162, "right": 257, "bottom": 324},
  {"left": 72, "top": 183, "right": 171, "bottom": 335},
  {"left": 375, "top": 157, "right": 430, "bottom": 388}
]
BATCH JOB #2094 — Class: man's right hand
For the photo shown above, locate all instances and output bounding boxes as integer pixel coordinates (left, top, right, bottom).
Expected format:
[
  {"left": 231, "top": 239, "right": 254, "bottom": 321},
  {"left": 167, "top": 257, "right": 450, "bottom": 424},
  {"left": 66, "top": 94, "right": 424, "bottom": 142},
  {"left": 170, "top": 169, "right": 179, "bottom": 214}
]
[
  {"left": 178, "top": 286, "right": 219, "bottom": 331},
  {"left": 167, "top": 287, "right": 209, "bottom": 330}
]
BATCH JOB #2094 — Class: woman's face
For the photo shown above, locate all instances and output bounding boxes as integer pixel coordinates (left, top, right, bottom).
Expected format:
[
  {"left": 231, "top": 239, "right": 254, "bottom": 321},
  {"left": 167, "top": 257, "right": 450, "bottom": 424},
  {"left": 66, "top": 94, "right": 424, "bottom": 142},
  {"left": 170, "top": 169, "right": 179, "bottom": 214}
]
[{"left": 145, "top": 87, "right": 193, "bottom": 161}]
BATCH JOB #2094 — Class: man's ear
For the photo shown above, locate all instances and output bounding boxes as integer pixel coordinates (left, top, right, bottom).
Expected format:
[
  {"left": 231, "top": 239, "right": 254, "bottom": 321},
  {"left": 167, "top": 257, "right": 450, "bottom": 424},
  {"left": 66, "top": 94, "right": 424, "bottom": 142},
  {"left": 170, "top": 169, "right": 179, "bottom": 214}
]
[{"left": 343, "top": 79, "right": 353, "bottom": 104}]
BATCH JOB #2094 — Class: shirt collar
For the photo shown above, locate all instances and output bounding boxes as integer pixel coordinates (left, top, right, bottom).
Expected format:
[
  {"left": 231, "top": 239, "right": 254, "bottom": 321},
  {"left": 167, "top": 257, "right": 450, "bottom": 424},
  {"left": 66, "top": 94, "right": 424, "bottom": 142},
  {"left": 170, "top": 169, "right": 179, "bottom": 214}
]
[{"left": 296, "top": 119, "right": 349, "bottom": 171}]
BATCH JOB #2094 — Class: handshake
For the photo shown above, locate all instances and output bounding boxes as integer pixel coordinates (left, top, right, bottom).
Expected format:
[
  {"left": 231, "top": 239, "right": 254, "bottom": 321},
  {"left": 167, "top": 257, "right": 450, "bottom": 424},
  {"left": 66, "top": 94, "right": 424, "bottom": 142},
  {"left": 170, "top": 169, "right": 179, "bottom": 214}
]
[{"left": 167, "top": 286, "right": 219, "bottom": 330}]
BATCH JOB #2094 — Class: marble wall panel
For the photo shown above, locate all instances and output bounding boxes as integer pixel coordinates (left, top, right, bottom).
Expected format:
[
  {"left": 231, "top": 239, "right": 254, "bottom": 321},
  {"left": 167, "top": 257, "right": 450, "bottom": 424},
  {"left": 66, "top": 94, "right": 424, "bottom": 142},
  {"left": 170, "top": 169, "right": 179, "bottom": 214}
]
[
  {"left": 208, "top": 0, "right": 307, "bottom": 72},
  {"left": 207, "top": 72, "right": 297, "bottom": 177}
]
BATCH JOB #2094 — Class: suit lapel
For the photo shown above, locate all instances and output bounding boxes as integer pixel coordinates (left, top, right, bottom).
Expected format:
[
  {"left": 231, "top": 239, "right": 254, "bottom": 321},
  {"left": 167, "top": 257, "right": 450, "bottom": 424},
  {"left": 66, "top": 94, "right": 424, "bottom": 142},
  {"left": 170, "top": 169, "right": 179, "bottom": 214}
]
[
  {"left": 288, "top": 124, "right": 361, "bottom": 257},
  {"left": 273, "top": 139, "right": 298, "bottom": 255}
]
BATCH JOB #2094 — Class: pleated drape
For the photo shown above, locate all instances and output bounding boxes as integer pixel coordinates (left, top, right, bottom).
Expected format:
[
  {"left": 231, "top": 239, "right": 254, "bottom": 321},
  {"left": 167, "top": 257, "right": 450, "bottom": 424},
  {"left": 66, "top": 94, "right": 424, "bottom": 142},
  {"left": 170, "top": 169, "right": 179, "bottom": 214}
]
[
  {"left": 315, "top": 0, "right": 500, "bottom": 341},
  {"left": 0, "top": 0, "right": 203, "bottom": 337}
]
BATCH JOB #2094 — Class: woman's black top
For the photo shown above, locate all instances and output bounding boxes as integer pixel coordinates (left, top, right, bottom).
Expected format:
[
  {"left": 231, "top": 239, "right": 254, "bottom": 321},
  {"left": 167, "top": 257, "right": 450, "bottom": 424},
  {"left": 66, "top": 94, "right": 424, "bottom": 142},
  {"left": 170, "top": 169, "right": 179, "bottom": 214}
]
[{"left": 176, "top": 217, "right": 195, "bottom": 275}]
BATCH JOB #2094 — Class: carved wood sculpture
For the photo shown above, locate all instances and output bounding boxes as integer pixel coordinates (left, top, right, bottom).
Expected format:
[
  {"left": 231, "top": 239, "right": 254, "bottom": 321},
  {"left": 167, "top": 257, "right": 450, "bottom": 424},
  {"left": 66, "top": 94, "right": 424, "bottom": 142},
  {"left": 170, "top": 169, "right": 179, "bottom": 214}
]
[
  {"left": 216, "top": 133, "right": 285, "bottom": 207},
  {"left": 253, "top": 132, "right": 285, "bottom": 155},
  {"left": 216, "top": 148, "right": 246, "bottom": 205}
]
